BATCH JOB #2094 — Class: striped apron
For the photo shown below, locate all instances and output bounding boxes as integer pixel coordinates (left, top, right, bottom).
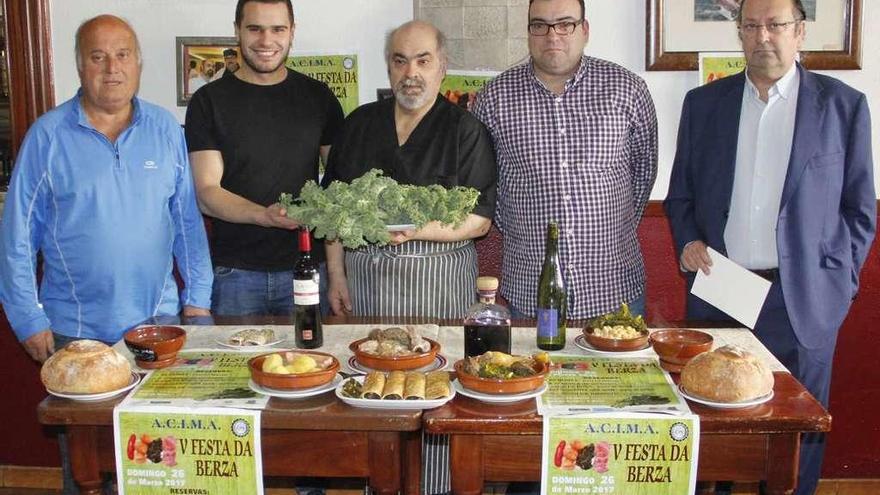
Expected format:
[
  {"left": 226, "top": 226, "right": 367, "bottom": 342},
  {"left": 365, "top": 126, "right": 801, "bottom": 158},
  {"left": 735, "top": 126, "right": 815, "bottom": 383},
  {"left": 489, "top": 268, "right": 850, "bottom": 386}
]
[
  {"left": 346, "top": 239, "right": 477, "bottom": 494},
  {"left": 345, "top": 239, "right": 478, "bottom": 318}
]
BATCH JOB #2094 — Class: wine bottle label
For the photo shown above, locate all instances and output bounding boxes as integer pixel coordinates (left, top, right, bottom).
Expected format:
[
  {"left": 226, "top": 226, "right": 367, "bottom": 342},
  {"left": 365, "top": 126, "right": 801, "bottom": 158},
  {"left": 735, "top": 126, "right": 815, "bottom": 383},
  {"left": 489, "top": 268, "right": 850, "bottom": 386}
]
[
  {"left": 293, "top": 279, "right": 319, "bottom": 305},
  {"left": 300, "top": 329, "right": 313, "bottom": 341},
  {"left": 536, "top": 308, "right": 559, "bottom": 337}
]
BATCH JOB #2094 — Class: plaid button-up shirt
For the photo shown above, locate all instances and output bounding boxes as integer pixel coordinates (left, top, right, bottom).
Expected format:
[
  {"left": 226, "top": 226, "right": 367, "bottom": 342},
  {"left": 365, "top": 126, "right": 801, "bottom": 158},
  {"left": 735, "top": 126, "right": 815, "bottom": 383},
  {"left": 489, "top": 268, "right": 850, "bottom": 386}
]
[{"left": 474, "top": 56, "right": 658, "bottom": 319}]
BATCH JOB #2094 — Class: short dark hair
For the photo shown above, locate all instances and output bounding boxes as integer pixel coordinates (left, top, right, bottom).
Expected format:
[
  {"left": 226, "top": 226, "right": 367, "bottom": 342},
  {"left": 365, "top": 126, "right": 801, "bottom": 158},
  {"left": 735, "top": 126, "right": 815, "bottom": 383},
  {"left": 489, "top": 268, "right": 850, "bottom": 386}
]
[
  {"left": 736, "top": 0, "right": 806, "bottom": 23},
  {"left": 528, "top": 0, "right": 585, "bottom": 21},
  {"left": 223, "top": 48, "right": 238, "bottom": 58},
  {"left": 234, "top": 0, "right": 294, "bottom": 27}
]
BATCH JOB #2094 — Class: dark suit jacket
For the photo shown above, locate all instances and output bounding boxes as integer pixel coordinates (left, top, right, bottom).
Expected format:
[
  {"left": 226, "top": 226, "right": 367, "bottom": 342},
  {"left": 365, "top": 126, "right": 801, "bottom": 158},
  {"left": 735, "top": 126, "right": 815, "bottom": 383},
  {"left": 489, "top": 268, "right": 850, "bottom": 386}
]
[{"left": 664, "top": 64, "right": 876, "bottom": 349}]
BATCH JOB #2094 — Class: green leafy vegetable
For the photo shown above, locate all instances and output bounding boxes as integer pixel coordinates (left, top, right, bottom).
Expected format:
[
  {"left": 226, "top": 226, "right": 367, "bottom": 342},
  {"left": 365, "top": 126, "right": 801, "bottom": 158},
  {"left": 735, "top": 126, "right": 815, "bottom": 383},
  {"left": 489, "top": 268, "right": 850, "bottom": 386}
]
[
  {"left": 279, "top": 169, "right": 480, "bottom": 249},
  {"left": 587, "top": 303, "right": 647, "bottom": 332}
]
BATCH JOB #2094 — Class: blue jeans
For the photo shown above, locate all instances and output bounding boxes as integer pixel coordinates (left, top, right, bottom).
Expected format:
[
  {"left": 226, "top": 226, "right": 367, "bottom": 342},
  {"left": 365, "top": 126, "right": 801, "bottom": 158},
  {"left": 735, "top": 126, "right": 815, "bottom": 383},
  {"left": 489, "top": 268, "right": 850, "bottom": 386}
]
[
  {"left": 211, "top": 263, "right": 330, "bottom": 316},
  {"left": 509, "top": 291, "right": 647, "bottom": 320}
]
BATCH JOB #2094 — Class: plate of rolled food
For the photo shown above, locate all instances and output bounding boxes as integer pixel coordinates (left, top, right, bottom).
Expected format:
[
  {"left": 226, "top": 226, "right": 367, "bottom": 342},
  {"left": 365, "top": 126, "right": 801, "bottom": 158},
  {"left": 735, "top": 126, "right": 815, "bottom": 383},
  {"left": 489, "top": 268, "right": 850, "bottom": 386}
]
[
  {"left": 335, "top": 370, "right": 455, "bottom": 409},
  {"left": 217, "top": 328, "right": 285, "bottom": 349}
]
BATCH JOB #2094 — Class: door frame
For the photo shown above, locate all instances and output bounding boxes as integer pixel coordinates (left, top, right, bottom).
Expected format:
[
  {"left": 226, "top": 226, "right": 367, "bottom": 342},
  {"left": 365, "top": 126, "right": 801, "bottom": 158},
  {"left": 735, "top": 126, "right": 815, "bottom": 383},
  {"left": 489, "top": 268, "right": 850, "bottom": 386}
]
[{"left": 4, "top": 0, "right": 54, "bottom": 158}]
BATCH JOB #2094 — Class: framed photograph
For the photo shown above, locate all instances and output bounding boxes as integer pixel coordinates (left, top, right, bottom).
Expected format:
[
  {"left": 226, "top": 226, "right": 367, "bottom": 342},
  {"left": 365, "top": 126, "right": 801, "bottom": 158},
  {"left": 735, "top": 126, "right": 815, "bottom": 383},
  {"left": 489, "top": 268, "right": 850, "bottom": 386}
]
[
  {"left": 176, "top": 37, "right": 240, "bottom": 106},
  {"left": 646, "top": 0, "right": 862, "bottom": 71}
]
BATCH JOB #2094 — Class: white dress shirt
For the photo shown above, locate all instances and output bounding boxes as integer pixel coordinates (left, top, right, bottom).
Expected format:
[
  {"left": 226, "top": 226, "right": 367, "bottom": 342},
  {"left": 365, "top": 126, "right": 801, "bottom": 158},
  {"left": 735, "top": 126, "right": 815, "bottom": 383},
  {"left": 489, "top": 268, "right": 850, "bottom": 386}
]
[{"left": 724, "top": 64, "right": 799, "bottom": 269}]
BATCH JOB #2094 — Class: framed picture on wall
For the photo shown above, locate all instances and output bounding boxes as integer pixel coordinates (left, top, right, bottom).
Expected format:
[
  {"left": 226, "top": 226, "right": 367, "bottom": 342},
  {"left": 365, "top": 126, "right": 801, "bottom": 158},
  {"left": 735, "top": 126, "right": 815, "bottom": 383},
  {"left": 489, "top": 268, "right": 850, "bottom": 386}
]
[
  {"left": 646, "top": 0, "right": 862, "bottom": 71},
  {"left": 175, "top": 36, "right": 240, "bottom": 106}
]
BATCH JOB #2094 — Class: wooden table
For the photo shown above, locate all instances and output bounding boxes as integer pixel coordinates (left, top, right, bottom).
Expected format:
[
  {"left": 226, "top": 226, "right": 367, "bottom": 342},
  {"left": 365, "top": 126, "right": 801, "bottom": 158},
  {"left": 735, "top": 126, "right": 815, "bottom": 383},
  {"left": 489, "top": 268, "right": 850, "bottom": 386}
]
[
  {"left": 36, "top": 316, "right": 424, "bottom": 495},
  {"left": 424, "top": 372, "right": 831, "bottom": 495},
  {"left": 38, "top": 393, "right": 420, "bottom": 495}
]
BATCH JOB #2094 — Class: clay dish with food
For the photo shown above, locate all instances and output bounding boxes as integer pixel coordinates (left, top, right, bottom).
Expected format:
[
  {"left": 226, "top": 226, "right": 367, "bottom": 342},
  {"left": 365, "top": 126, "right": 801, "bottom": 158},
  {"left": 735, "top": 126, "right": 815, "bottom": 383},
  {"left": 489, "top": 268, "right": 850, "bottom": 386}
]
[
  {"left": 249, "top": 351, "right": 339, "bottom": 390},
  {"left": 124, "top": 326, "right": 186, "bottom": 369},
  {"left": 454, "top": 357, "right": 548, "bottom": 395},
  {"left": 350, "top": 337, "right": 440, "bottom": 371},
  {"left": 582, "top": 327, "right": 650, "bottom": 352}
]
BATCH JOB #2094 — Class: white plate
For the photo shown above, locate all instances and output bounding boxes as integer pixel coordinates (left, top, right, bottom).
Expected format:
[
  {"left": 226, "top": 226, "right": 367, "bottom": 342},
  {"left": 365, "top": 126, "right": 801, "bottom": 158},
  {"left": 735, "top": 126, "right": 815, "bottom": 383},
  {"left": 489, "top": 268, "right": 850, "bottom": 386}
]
[
  {"left": 347, "top": 354, "right": 448, "bottom": 374},
  {"left": 453, "top": 380, "right": 547, "bottom": 404},
  {"left": 215, "top": 334, "right": 286, "bottom": 350},
  {"left": 678, "top": 384, "right": 774, "bottom": 409},
  {"left": 386, "top": 224, "right": 416, "bottom": 231},
  {"left": 248, "top": 374, "right": 342, "bottom": 399},
  {"left": 574, "top": 334, "right": 653, "bottom": 357},
  {"left": 335, "top": 375, "right": 455, "bottom": 410},
  {"left": 47, "top": 372, "right": 141, "bottom": 402}
]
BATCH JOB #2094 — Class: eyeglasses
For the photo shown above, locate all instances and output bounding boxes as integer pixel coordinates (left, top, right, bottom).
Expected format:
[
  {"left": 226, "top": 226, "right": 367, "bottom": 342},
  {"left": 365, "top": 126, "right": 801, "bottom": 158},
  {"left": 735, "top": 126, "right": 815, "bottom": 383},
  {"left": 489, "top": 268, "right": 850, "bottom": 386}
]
[
  {"left": 528, "top": 20, "right": 584, "bottom": 36},
  {"left": 738, "top": 19, "right": 803, "bottom": 35}
]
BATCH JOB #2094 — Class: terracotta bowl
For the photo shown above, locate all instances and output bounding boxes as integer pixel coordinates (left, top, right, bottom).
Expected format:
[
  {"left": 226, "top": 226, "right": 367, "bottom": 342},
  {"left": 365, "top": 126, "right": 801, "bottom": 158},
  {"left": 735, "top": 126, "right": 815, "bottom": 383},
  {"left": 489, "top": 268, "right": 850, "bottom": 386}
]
[
  {"left": 349, "top": 338, "right": 440, "bottom": 371},
  {"left": 582, "top": 327, "right": 650, "bottom": 352},
  {"left": 248, "top": 351, "right": 339, "bottom": 390},
  {"left": 650, "top": 329, "right": 714, "bottom": 366},
  {"left": 124, "top": 326, "right": 186, "bottom": 369},
  {"left": 454, "top": 359, "right": 548, "bottom": 395}
]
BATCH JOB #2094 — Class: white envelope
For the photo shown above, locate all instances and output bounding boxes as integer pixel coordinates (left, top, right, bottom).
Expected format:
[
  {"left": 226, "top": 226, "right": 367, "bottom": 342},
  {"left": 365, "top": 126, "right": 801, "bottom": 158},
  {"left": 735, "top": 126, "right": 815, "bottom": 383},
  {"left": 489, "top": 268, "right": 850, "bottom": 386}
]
[{"left": 690, "top": 247, "right": 772, "bottom": 329}]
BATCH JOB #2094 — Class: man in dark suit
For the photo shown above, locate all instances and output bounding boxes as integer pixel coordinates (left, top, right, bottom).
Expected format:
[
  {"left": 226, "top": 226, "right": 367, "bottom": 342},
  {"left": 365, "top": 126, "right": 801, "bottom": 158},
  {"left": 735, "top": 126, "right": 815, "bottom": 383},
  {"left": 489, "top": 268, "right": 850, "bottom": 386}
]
[{"left": 664, "top": 0, "right": 875, "bottom": 493}]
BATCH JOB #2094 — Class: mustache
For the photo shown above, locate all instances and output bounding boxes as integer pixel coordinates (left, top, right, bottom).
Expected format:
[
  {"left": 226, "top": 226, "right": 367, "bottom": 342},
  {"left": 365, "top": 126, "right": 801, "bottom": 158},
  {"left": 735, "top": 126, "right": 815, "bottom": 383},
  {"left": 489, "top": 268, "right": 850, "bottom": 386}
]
[{"left": 395, "top": 77, "right": 425, "bottom": 91}]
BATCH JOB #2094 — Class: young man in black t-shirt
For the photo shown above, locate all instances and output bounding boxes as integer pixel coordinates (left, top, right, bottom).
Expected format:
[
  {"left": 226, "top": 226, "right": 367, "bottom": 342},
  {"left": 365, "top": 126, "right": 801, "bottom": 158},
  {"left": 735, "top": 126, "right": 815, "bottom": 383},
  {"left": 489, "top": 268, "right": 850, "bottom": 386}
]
[{"left": 185, "top": 0, "right": 343, "bottom": 315}]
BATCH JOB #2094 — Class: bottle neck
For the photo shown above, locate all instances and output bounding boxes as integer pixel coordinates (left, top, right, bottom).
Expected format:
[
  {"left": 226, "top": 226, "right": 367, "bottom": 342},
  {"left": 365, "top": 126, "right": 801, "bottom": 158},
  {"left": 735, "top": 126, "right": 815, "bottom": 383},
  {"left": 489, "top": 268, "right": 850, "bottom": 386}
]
[
  {"left": 478, "top": 290, "right": 497, "bottom": 305},
  {"left": 298, "top": 229, "right": 312, "bottom": 254}
]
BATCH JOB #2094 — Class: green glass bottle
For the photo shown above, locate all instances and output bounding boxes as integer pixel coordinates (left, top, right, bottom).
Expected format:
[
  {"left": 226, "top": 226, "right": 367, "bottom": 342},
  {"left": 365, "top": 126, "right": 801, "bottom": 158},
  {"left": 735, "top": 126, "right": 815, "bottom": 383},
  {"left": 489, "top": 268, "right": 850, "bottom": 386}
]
[{"left": 536, "top": 221, "right": 566, "bottom": 350}]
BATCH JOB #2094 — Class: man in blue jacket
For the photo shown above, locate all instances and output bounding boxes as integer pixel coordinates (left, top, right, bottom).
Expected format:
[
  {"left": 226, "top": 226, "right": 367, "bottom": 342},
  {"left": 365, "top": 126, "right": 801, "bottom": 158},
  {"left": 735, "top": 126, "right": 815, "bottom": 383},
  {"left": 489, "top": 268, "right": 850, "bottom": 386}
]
[
  {"left": 0, "top": 15, "right": 213, "bottom": 363},
  {"left": 665, "top": 1, "right": 875, "bottom": 493}
]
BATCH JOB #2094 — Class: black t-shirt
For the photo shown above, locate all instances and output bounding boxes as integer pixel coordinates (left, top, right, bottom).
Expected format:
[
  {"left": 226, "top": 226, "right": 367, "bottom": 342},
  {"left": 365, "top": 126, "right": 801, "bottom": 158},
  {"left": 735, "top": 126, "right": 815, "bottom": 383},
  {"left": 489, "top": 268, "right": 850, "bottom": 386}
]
[
  {"left": 185, "top": 69, "right": 344, "bottom": 270},
  {"left": 322, "top": 96, "right": 496, "bottom": 219}
]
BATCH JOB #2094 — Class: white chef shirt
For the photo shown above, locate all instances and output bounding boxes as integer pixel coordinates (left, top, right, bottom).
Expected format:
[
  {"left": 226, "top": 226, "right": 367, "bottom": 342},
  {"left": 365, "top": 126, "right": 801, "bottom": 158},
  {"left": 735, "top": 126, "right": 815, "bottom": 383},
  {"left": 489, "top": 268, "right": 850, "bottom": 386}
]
[{"left": 724, "top": 64, "right": 799, "bottom": 269}]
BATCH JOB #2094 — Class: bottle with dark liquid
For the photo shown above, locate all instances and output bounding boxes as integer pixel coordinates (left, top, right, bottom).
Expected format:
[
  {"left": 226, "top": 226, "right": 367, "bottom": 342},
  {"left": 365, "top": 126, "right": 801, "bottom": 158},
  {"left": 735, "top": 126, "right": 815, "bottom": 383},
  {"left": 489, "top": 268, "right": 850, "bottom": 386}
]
[
  {"left": 536, "top": 221, "right": 566, "bottom": 350},
  {"left": 293, "top": 228, "right": 322, "bottom": 349},
  {"left": 463, "top": 276, "right": 512, "bottom": 357}
]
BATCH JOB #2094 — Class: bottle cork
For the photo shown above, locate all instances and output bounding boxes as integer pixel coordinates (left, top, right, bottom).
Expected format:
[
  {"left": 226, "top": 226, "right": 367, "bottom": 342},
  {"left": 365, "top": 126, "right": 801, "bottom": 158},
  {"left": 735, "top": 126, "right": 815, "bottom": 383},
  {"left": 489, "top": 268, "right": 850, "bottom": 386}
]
[{"left": 476, "top": 276, "right": 499, "bottom": 291}]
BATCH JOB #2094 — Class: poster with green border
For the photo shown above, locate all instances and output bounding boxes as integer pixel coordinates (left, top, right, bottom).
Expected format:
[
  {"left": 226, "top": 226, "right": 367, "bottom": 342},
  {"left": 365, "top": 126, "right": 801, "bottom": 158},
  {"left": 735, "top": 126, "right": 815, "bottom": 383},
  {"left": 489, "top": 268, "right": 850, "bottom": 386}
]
[
  {"left": 114, "top": 406, "right": 262, "bottom": 495},
  {"left": 541, "top": 413, "right": 699, "bottom": 495},
  {"left": 698, "top": 52, "right": 746, "bottom": 86},
  {"left": 439, "top": 70, "right": 498, "bottom": 112},
  {"left": 125, "top": 351, "right": 267, "bottom": 409},
  {"left": 537, "top": 356, "right": 689, "bottom": 415},
  {"left": 286, "top": 53, "right": 358, "bottom": 115}
]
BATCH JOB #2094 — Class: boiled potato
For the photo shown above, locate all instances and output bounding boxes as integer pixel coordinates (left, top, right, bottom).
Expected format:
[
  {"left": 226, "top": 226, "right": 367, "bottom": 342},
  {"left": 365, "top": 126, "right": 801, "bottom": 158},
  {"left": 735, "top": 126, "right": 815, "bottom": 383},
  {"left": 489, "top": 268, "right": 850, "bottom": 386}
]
[
  {"left": 262, "top": 353, "right": 283, "bottom": 373},
  {"left": 288, "top": 354, "right": 317, "bottom": 374}
]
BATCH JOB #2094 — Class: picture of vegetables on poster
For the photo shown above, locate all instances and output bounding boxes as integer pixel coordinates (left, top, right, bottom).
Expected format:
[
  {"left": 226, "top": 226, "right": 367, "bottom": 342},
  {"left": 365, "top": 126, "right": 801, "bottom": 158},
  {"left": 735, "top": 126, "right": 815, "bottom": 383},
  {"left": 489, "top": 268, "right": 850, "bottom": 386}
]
[
  {"left": 114, "top": 407, "right": 263, "bottom": 495},
  {"left": 440, "top": 70, "right": 498, "bottom": 112},
  {"left": 541, "top": 414, "right": 699, "bottom": 495}
]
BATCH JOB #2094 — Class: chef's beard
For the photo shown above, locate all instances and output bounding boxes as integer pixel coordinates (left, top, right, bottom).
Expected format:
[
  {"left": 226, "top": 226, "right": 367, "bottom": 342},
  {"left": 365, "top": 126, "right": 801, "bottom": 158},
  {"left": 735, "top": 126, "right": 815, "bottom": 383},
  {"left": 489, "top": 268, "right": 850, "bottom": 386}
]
[{"left": 394, "top": 77, "right": 432, "bottom": 110}]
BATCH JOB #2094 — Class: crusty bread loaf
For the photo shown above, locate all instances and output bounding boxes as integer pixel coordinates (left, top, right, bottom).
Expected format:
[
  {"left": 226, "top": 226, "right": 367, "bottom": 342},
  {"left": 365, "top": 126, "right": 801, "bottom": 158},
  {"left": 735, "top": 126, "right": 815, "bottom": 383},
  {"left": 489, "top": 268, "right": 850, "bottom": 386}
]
[
  {"left": 681, "top": 345, "right": 774, "bottom": 403},
  {"left": 41, "top": 340, "right": 132, "bottom": 394}
]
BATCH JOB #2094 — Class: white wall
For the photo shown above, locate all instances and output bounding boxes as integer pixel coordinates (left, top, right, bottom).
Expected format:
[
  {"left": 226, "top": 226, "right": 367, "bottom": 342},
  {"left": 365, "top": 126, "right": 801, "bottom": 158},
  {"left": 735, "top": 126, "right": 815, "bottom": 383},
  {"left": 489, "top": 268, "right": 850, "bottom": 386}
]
[
  {"left": 50, "top": 0, "right": 879, "bottom": 199},
  {"left": 49, "top": 0, "right": 413, "bottom": 122}
]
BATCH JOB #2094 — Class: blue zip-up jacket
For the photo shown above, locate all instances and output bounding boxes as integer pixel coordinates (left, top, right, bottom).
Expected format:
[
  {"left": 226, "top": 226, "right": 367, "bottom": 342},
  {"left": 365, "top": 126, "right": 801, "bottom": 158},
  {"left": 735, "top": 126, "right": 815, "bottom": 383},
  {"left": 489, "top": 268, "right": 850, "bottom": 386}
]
[{"left": 0, "top": 92, "right": 213, "bottom": 342}]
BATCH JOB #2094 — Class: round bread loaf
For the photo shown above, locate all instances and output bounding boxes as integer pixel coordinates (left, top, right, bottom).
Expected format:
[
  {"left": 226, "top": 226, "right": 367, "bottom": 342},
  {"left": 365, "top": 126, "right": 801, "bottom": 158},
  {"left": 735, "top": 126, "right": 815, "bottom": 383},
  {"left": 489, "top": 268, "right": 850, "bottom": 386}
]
[
  {"left": 681, "top": 345, "right": 774, "bottom": 403},
  {"left": 41, "top": 339, "right": 132, "bottom": 394}
]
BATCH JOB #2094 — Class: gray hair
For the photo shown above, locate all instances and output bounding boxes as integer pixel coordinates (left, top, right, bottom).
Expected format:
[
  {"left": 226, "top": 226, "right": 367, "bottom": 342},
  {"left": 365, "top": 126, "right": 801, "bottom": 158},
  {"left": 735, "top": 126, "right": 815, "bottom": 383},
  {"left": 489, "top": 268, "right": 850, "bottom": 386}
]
[
  {"left": 74, "top": 15, "right": 143, "bottom": 72},
  {"left": 383, "top": 20, "right": 448, "bottom": 67}
]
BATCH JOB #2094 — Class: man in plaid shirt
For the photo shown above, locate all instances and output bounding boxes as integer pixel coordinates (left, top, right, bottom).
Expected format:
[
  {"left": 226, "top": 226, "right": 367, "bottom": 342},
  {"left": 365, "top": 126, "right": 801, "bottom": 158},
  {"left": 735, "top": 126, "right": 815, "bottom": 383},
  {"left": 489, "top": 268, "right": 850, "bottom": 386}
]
[{"left": 474, "top": 0, "right": 658, "bottom": 319}]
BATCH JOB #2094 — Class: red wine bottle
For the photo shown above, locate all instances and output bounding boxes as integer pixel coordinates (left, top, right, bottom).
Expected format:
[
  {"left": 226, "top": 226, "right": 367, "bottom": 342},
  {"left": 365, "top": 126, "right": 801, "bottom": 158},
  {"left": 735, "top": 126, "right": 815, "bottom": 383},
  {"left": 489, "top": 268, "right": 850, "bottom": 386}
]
[{"left": 293, "top": 229, "right": 322, "bottom": 349}]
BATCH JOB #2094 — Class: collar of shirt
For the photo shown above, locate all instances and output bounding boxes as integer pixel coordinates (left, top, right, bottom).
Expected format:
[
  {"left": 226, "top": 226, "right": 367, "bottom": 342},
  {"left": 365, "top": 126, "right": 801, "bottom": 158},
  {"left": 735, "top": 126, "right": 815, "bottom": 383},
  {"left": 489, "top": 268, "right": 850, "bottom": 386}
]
[
  {"left": 745, "top": 62, "right": 798, "bottom": 102},
  {"left": 73, "top": 87, "right": 143, "bottom": 131},
  {"left": 528, "top": 55, "right": 590, "bottom": 96}
]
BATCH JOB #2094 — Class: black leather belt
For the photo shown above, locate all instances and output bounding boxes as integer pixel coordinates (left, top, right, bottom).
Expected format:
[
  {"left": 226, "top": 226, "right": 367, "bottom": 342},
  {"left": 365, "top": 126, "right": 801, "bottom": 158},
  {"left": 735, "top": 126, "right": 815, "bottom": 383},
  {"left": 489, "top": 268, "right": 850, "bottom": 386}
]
[{"left": 750, "top": 268, "right": 779, "bottom": 282}]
